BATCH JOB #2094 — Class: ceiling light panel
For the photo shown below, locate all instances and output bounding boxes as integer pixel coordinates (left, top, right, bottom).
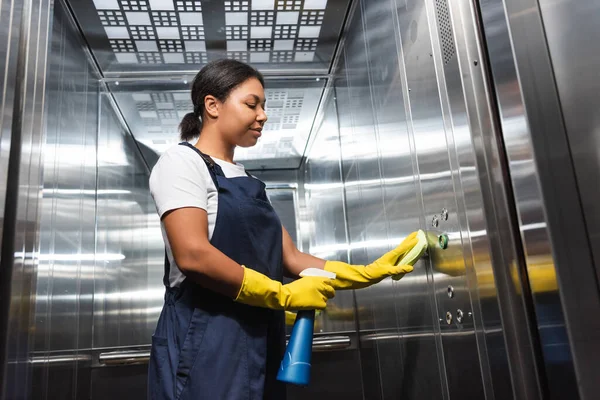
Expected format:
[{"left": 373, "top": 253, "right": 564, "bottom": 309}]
[{"left": 69, "top": 0, "right": 350, "bottom": 75}]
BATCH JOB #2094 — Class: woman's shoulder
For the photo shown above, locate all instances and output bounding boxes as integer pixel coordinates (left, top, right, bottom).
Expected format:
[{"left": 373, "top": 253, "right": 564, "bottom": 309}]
[
  {"left": 150, "top": 143, "right": 211, "bottom": 183},
  {"left": 154, "top": 143, "right": 204, "bottom": 169}
]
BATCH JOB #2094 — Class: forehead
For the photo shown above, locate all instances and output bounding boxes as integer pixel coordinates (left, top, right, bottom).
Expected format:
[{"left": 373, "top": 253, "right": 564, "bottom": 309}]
[{"left": 231, "top": 78, "right": 265, "bottom": 99}]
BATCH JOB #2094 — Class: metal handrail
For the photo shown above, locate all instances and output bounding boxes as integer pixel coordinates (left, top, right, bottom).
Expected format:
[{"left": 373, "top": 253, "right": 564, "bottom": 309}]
[
  {"left": 96, "top": 335, "right": 352, "bottom": 366},
  {"left": 99, "top": 350, "right": 150, "bottom": 365}
]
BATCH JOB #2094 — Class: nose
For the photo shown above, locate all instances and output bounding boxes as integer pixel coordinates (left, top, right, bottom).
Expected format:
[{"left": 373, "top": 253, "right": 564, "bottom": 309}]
[{"left": 257, "top": 107, "right": 267, "bottom": 124}]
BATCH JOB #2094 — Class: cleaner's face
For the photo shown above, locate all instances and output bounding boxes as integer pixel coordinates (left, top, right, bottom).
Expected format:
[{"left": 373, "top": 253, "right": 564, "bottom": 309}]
[{"left": 217, "top": 77, "right": 267, "bottom": 148}]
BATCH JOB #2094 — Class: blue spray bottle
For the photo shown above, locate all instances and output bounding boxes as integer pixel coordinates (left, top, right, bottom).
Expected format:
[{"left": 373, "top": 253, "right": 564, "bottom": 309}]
[{"left": 277, "top": 268, "right": 336, "bottom": 387}]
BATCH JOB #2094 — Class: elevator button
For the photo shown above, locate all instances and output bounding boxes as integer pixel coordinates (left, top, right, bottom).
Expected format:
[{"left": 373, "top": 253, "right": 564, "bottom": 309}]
[
  {"left": 441, "top": 208, "right": 448, "bottom": 221},
  {"left": 456, "top": 309, "right": 464, "bottom": 323},
  {"left": 439, "top": 234, "right": 449, "bottom": 249}
]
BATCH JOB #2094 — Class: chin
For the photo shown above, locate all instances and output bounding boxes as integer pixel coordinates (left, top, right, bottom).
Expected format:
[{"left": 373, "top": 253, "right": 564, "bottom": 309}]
[{"left": 237, "top": 138, "right": 260, "bottom": 148}]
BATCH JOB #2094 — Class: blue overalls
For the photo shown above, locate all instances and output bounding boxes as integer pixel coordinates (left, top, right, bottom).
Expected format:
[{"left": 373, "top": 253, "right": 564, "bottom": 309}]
[{"left": 148, "top": 142, "right": 286, "bottom": 400}]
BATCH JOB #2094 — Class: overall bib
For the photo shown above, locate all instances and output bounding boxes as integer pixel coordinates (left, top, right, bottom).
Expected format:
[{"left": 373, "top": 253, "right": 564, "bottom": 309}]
[{"left": 148, "top": 143, "right": 286, "bottom": 400}]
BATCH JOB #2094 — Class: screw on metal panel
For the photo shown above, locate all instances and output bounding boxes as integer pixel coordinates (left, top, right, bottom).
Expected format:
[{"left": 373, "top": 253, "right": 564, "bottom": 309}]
[
  {"left": 456, "top": 309, "right": 464, "bottom": 323},
  {"left": 432, "top": 215, "right": 439, "bottom": 228},
  {"left": 474, "top": 60, "right": 478, "bottom": 66},
  {"left": 439, "top": 234, "right": 449, "bottom": 249},
  {"left": 447, "top": 285, "right": 454, "bottom": 298},
  {"left": 441, "top": 208, "right": 448, "bottom": 221},
  {"left": 445, "top": 311, "right": 453, "bottom": 325}
]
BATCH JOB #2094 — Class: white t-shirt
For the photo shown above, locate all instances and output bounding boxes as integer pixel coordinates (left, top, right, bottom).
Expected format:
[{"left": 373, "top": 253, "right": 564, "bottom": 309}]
[{"left": 149, "top": 144, "right": 250, "bottom": 287}]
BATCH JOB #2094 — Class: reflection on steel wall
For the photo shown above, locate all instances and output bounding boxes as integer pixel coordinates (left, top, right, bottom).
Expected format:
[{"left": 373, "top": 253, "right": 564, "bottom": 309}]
[
  {"left": 1, "top": 0, "right": 164, "bottom": 398},
  {"left": 479, "top": 0, "right": 600, "bottom": 397},
  {"left": 31, "top": 1, "right": 100, "bottom": 397},
  {"left": 0, "top": 0, "right": 24, "bottom": 393},
  {"left": 1, "top": 0, "right": 53, "bottom": 398},
  {"left": 300, "top": 0, "right": 548, "bottom": 398},
  {"left": 333, "top": 1, "right": 449, "bottom": 396},
  {"left": 539, "top": 0, "right": 600, "bottom": 283},
  {"left": 299, "top": 91, "right": 364, "bottom": 400},
  {"left": 92, "top": 92, "right": 163, "bottom": 351},
  {"left": 0, "top": 0, "right": 23, "bottom": 246}
]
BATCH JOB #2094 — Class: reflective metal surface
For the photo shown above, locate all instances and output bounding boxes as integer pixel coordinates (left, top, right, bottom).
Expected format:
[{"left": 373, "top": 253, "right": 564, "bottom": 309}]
[
  {"left": 0, "top": 0, "right": 23, "bottom": 250},
  {"left": 3, "top": 0, "right": 600, "bottom": 398},
  {"left": 534, "top": 7, "right": 600, "bottom": 395},
  {"left": 107, "top": 77, "right": 326, "bottom": 169},
  {"left": 2, "top": 0, "right": 53, "bottom": 398},
  {"left": 31, "top": 2, "right": 100, "bottom": 397},
  {"left": 539, "top": 0, "right": 600, "bottom": 287},
  {"left": 337, "top": 0, "right": 450, "bottom": 397},
  {"left": 479, "top": 0, "right": 600, "bottom": 397},
  {"left": 67, "top": 0, "right": 352, "bottom": 76},
  {"left": 92, "top": 91, "right": 164, "bottom": 351},
  {"left": 0, "top": 0, "right": 24, "bottom": 392}
]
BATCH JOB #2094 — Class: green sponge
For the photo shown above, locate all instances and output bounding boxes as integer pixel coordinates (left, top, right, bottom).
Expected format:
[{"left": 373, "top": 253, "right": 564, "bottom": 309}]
[{"left": 393, "top": 229, "right": 427, "bottom": 280}]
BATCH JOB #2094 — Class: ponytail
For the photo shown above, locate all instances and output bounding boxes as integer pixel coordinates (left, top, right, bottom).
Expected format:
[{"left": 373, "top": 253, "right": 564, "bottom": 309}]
[{"left": 179, "top": 112, "right": 201, "bottom": 141}]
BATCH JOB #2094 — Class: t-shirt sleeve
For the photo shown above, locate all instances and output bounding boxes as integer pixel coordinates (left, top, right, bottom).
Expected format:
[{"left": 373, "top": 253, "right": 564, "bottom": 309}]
[{"left": 149, "top": 148, "right": 209, "bottom": 218}]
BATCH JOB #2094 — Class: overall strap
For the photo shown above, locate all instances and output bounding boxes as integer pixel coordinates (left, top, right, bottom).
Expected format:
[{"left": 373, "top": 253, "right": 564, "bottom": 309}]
[
  {"left": 163, "top": 250, "right": 170, "bottom": 288},
  {"left": 178, "top": 142, "right": 221, "bottom": 189}
]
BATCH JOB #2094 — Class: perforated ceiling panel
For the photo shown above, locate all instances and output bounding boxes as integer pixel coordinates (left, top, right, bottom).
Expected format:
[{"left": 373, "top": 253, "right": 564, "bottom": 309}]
[
  {"left": 68, "top": 0, "right": 351, "bottom": 75},
  {"left": 109, "top": 78, "right": 325, "bottom": 169}
]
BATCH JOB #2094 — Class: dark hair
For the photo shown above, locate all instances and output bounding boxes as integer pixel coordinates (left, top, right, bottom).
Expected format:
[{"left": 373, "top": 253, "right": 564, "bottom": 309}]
[{"left": 179, "top": 59, "right": 265, "bottom": 141}]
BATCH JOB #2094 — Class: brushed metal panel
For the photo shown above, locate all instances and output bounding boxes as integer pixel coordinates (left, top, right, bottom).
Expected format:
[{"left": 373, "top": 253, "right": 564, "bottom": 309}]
[
  {"left": 395, "top": 0, "right": 486, "bottom": 397},
  {"left": 535, "top": 3, "right": 600, "bottom": 395},
  {"left": 302, "top": 84, "right": 364, "bottom": 398},
  {"left": 437, "top": 1, "right": 517, "bottom": 398},
  {"left": 32, "top": 1, "right": 100, "bottom": 398},
  {"left": 303, "top": 91, "right": 357, "bottom": 335},
  {"left": 0, "top": 0, "right": 23, "bottom": 393},
  {"left": 479, "top": 0, "right": 590, "bottom": 397},
  {"left": 2, "top": 0, "right": 53, "bottom": 398},
  {"left": 0, "top": 0, "right": 23, "bottom": 246},
  {"left": 362, "top": 0, "right": 447, "bottom": 398},
  {"left": 539, "top": 2, "right": 600, "bottom": 286},
  {"left": 334, "top": 46, "right": 382, "bottom": 400},
  {"left": 93, "top": 92, "right": 163, "bottom": 349}
]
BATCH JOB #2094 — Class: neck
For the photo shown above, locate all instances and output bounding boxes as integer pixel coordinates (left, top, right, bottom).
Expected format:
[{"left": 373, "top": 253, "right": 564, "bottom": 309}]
[{"left": 194, "top": 127, "right": 236, "bottom": 163}]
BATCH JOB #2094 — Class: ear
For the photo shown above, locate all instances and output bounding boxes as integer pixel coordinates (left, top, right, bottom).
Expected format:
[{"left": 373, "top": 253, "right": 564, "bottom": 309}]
[{"left": 204, "top": 95, "right": 219, "bottom": 119}]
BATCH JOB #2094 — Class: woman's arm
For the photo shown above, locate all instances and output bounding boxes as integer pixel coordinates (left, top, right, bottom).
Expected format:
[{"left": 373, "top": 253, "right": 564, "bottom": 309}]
[
  {"left": 281, "top": 225, "right": 325, "bottom": 277},
  {"left": 162, "top": 207, "right": 244, "bottom": 298}
]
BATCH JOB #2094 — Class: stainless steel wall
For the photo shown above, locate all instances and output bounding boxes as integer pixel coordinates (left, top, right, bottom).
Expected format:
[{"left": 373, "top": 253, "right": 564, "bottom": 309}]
[
  {"left": 478, "top": 0, "right": 600, "bottom": 397},
  {"left": 1, "top": 0, "right": 53, "bottom": 398},
  {"left": 30, "top": 1, "right": 100, "bottom": 397},
  {"left": 0, "top": 0, "right": 24, "bottom": 248},
  {"left": 538, "top": 0, "right": 600, "bottom": 288},
  {"left": 89, "top": 91, "right": 164, "bottom": 399},
  {"left": 301, "top": 0, "right": 536, "bottom": 398},
  {"left": 330, "top": 1, "right": 449, "bottom": 396},
  {"left": 1, "top": 0, "right": 164, "bottom": 398},
  {"left": 0, "top": 0, "right": 24, "bottom": 392}
]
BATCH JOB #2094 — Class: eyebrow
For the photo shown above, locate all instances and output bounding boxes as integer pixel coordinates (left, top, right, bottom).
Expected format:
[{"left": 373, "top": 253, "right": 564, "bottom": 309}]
[{"left": 247, "top": 94, "right": 266, "bottom": 105}]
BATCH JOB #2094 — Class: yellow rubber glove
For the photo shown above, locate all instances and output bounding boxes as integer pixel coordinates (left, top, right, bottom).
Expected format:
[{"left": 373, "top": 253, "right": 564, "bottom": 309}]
[
  {"left": 324, "top": 232, "right": 423, "bottom": 290},
  {"left": 235, "top": 266, "right": 335, "bottom": 311}
]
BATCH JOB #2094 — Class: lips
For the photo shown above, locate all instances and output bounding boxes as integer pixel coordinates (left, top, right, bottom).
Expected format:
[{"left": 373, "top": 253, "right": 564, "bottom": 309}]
[{"left": 250, "top": 127, "right": 262, "bottom": 137}]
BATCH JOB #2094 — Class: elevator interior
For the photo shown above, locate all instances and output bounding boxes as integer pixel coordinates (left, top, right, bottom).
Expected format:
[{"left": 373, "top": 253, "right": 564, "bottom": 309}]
[{"left": 1, "top": 0, "right": 600, "bottom": 399}]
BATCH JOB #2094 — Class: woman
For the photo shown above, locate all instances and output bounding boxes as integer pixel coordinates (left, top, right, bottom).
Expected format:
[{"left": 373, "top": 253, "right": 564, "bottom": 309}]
[{"left": 147, "top": 59, "right": 421, "bottom": 400}]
